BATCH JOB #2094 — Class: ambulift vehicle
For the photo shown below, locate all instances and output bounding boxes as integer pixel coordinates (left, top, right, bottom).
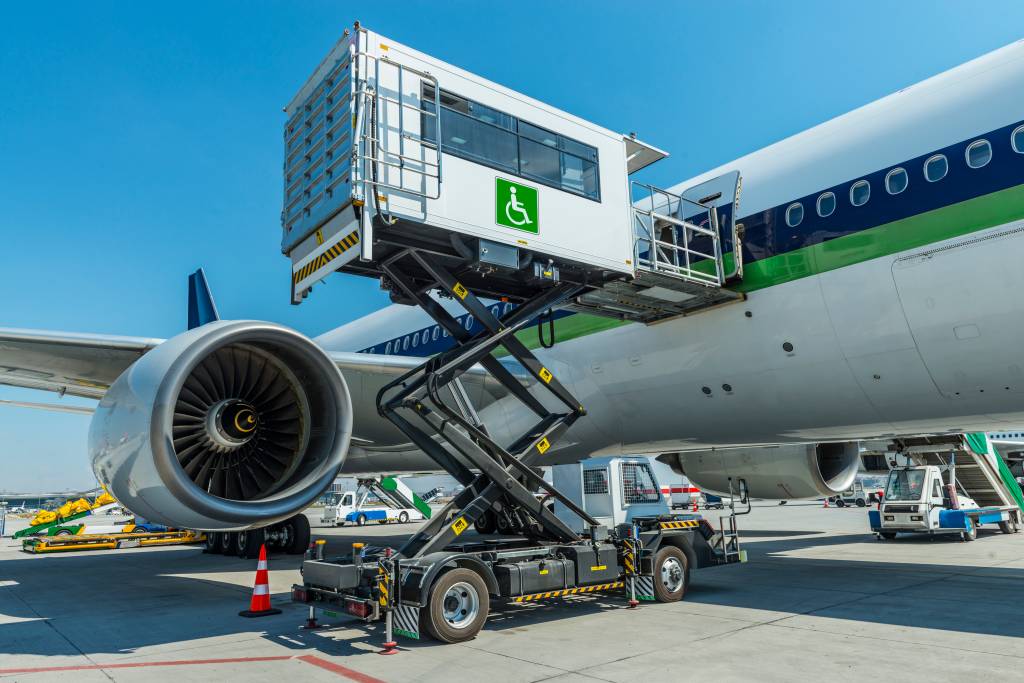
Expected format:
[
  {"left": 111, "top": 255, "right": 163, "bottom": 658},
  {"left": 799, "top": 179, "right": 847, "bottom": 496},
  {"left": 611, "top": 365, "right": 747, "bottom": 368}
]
[
  {"left": 321, "top": 477, "right": 431, "bottom": 527},
  {"left": 869, "top": 435, "right": 1024, "bottom": 541},
  {"left": 283, "top": 23, "right": 750, "bottom": 644}
]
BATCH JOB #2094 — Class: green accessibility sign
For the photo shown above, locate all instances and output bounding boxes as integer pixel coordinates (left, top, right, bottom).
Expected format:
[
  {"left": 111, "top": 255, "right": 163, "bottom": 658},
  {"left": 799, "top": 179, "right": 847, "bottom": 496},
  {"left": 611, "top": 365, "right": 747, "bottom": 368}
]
[{"left": 495, "top": 178, "right": 538, "bottom": 234}]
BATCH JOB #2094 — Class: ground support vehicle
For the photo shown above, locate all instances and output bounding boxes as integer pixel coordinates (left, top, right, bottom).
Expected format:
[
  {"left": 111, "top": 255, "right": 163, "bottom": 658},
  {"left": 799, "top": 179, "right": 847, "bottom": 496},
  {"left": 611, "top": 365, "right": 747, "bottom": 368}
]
[
  {"left": 870, "top": 435, "right": 1024, "bottom": 541},
  {"left": 22, "top": 529, "right": 205, "bottom": 554},
  {"left": 321, "top": 476, "right": 431, "bottom": 527},
  {"left": 12, "top": 502, "right": 122, "bottom": 539},
  {"left": 830, "top": 480, "right": 870, "bottom": 507}
]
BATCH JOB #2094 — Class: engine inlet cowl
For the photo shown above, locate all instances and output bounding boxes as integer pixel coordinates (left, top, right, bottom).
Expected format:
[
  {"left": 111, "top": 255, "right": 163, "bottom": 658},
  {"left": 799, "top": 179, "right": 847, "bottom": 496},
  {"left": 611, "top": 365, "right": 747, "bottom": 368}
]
[{"left": 89, "top": 320, "right": 352, "bottom": 531}]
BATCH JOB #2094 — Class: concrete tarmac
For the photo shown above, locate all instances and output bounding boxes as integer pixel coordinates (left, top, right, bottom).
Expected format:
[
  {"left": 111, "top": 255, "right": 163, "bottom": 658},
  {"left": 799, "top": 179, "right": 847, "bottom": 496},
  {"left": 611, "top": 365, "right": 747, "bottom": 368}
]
[{"left": 3, "top": 503, "right": 1024, "bottom": 681}]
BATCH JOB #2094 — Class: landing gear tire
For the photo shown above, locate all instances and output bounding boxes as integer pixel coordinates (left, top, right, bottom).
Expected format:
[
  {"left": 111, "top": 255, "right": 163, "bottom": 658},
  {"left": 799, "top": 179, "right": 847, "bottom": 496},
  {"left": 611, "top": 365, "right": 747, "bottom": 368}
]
[
  {"left": 238, "top": 529, "right": 263, "bottom": 559},
  {"left": 473, "top": 511, "right": 497, "bottom": 535},
  {"left": 205, "top": 532, "right": 222, "bottom": 554},
  {"left": 398, "top": 512, "right": 409, "bottom": 524},
  {"left": 878, "top": 532, "right": 896, "bottom": 540},
  {"left": 220, "top": 531, "right": 237, "bottom": 555},
  {"left": 422, "top": 568, "right": 489, "bottom": 643},
  {"left": 962, "top": 521, "right": 977, "bottom": 542},
  {"left": 652, "top": 546, "right": 689, "bottom": 603},
  {"left": 356, "top": 514, "right": 367, "bottom": 527},
  {"left": 284, "top": 514, "right": 311, "bottom": 555}
]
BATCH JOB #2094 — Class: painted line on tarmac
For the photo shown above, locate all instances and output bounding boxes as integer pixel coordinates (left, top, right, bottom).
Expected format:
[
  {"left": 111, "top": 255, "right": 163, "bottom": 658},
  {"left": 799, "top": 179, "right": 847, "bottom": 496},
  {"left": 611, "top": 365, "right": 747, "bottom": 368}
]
[{"left": 0, "top": 654, "right": 387, "bottom": 682}]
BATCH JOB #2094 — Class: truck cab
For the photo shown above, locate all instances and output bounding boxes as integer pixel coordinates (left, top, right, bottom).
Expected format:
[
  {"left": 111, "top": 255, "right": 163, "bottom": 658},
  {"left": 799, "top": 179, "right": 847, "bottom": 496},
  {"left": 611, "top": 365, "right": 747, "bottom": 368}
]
[{"left": 871, "top": 465, "right": 994, "bottom": 540}]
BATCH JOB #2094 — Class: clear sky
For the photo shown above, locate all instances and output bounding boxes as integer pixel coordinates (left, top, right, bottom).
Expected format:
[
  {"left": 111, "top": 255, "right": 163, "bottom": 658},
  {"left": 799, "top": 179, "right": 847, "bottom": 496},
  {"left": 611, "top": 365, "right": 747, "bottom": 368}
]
[{"left": 2, "top": 1, "right": 1024, "bottom": 491}]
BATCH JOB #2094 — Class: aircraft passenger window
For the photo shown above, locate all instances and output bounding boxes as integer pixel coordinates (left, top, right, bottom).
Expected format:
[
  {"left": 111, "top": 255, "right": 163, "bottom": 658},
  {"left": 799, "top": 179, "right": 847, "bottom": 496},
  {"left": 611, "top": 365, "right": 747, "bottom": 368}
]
[
  {"left": 785, "top": 202, "right": 803, "bottom": 227},
  {"left": 504, "top": 303, "right": 513, "bottom": 314},
  {"left": 464, "top": 316, "right": 474, "bottom": 331},
  {"left": 385, "top": 341, "right": 392, "bottom": 354},
  {"left": 816, "top": 192, "right": 836, "bottom": 217},
  {"left": 850, "top": 180, "right": 870, "bottom": 206},
  {"left": 924, "top": 154, "right": 948, "bottom": 182},
  {"left": 411, "top": 334, "right": 418, "bottom": 348},
  {"left": 1013, "top": 126, "right": 1024, "bottom": 154},
  {"left": 402, "top": 336, "right": 410, "bottom": 351},
  {"left": 432, "top": 327, "right": 439, "bottom": 341},
  {"left": 421, "top": 329, "right": 430, "bottom": 345},
  {"left": 966, "top": 140, "right": 992, "bottom": 169},
  {"left": 885, "top": 168, "right": 908, "bottom": 195}
]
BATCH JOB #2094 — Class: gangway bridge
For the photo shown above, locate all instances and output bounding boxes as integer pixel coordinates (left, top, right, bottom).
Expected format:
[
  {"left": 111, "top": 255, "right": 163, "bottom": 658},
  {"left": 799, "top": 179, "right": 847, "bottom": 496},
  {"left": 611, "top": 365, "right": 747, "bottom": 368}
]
[{"left": 282, "top": 23, "right": 746, "bottom": 644}]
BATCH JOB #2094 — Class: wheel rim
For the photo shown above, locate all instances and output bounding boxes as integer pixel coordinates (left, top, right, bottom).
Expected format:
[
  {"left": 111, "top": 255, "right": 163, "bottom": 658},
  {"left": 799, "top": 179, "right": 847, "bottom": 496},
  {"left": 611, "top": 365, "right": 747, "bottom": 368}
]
[
  {"left": 660, "top": 556, "right": 684, "bottom": 593},
  {"left": 441, "top": 581, "right": 479, "bottom": 629}
]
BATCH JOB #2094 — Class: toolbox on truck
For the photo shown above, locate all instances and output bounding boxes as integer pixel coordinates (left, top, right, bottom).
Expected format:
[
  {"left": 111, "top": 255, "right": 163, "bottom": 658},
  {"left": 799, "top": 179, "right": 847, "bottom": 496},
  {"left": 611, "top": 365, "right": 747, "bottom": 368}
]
[
  {"left": 494, "top": 558, "right": 575, "bottom": 596},
  {"left": 559, "top": 544, "right": 619, "bottom": 586}
]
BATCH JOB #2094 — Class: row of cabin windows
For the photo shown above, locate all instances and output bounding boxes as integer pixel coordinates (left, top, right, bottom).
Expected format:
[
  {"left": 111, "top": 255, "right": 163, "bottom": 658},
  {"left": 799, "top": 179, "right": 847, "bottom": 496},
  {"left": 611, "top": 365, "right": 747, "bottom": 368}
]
[
  {"left": 784, "top": 130, "right": 1022, "bottom": 228},
  {"left": 422, "top": 86, "right": 600, "bottom": 200},
  {"left": 375, "top": 303, "right": 516, "bottom": 355}
]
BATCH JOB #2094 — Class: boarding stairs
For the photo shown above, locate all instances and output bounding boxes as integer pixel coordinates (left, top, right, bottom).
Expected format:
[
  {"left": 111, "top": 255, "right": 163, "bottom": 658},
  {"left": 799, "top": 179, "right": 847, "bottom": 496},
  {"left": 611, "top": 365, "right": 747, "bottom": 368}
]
[
  {"left": 358, "top": 477, "right": 433, "bottom": 519},
  {"left": 896, "top": 435, "right": 1024, "bottom": 510}
]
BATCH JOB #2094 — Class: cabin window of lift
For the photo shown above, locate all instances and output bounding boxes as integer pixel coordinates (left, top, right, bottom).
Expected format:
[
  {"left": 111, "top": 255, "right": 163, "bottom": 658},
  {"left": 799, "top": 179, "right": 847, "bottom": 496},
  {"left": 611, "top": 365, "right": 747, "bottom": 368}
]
[
  {"left": 850, "top": 180, "right": 870, "bottom": 207},
  {"left": 924, "top": 154, "right": 948, "bottom": 182},
  {"left": 785, "top": 202, "right": 804, "bottom": 227},
  {"left": 965, "top": 140, "right": 992, "bottom": 169}
]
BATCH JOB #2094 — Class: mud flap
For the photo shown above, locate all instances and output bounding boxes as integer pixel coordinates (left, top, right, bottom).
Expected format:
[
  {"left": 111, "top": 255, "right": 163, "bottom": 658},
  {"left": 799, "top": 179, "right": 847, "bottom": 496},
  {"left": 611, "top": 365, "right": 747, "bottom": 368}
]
[
  {"left": 635, "top": 576, "right": 656, "bottom": 602},
  {"left": 393, "top": 604, "right": 420, "bottom": 640}
]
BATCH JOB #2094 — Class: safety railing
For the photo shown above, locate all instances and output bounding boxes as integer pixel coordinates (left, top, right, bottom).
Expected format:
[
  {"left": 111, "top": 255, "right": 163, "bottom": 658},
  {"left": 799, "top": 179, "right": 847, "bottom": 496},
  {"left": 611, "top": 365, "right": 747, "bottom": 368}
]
[
  {"left": 350, "top": 47, "right": 443, "bottom": 205},
  {"left": 631, "top": 181, "right": 724, "bottom": 287}
]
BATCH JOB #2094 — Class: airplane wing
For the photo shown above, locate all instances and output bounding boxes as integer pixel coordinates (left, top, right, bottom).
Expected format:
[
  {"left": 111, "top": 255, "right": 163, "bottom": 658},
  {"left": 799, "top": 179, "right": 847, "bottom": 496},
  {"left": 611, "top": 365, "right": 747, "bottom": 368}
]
[{"left": 0, "top": 328, "right": 520, "bottom": 443}]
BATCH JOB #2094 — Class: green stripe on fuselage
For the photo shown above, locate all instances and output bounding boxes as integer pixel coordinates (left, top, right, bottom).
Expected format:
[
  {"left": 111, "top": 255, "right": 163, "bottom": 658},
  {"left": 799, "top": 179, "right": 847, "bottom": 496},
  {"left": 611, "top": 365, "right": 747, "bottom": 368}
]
[{"left": 513, "top": 183, "right": 1024, "bottom": 351}]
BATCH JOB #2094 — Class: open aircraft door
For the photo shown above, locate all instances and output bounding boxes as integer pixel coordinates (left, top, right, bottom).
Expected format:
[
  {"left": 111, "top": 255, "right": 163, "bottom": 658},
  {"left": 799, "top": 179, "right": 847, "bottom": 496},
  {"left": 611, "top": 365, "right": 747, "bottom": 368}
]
[{"left": 679, "top": 170, "right": 743, "bottom": 281}]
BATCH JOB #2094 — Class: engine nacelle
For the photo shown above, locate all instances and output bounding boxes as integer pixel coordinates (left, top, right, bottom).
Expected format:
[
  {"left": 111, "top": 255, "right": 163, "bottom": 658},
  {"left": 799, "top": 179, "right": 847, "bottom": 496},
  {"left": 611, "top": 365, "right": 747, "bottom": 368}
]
[
  {"left": 89, "top": 320, "right": 352, "bottom": 530},
  {"left": 660, "top": 442, "right": 860, "bottom": 500}
]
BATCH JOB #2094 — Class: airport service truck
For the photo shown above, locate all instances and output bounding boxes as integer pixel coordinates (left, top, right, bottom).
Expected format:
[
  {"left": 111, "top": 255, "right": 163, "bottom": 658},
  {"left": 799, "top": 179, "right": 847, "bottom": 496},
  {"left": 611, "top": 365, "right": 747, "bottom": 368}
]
[
  {"left": 870, "top": 464, "right": 1021, "bottom": 541},
  {"left": 321, "top": 477, "right": 431, "bottom": 527}
]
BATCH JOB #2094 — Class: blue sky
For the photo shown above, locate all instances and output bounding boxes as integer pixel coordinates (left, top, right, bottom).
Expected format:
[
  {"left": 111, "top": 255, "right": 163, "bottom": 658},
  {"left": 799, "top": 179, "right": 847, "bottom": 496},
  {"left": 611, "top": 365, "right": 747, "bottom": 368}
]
[{"left": 2, "top": 1, "right": 1024, "bottom": 491}]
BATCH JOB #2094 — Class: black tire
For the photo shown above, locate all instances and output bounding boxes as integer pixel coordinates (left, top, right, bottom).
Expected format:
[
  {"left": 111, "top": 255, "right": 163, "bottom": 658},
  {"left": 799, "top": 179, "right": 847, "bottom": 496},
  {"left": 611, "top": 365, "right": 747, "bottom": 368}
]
[
  {"left": 835, "top": 499, "right": 846, "bottom": 508},
  {"left": 422, "top": 568, "right": 489, "bottom": 643},
  {"left": 1000, "top": 520, "right": 1013, "bottom": 535},
  {"left": 652, "top": 546, "right": 689, "bottom": 603},
  {"left": 222, "top": 531, "right": 242, "bottom": 556},
  {"left": 238, "top": 529, "right": 263, "bottom": 559},
  {"left": 54, "top": 529, "right": 74, "bottom": 536},
  {"left": 474, "top": 511, "right": 497, "bottom": 534},
  {"left": 879, "top": 531, "right": 897, "bottom": 540},
  {"left": 205, "top": 532, "right": 222, "bottom": 554},
  {"left": 398, "top": 511, "right": 409, "bottom": 524},
  {"left": 962, "top": 520, "right": 977, "bottom": 542},
  {"left": 285, "top": 514, "right": 311, "bottom": 555},
  {"left": 356, "top": 514, "right": 367, "bottom": 527},
  {"left": 856, "top": 499, "right": 866, "bottom": 508}
]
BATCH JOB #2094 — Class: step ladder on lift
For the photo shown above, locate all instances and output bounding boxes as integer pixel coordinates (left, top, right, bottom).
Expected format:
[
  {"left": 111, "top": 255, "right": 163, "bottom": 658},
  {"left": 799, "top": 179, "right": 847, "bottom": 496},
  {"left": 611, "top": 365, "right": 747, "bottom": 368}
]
[{"left": 281, "top": 26, "right": 750, "bottom": 558}]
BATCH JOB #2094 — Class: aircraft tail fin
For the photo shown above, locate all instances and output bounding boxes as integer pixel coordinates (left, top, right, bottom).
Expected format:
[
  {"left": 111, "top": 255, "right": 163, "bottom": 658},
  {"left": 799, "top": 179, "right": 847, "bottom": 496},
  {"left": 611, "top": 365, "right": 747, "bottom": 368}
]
[{"left": 187, "top": 268, "right": 220, "bottom": 329}]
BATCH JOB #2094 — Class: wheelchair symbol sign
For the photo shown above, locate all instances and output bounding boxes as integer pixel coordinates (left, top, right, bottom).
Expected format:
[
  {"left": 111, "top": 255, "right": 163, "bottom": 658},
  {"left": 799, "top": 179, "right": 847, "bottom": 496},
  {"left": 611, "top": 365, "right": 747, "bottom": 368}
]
[{"left": 496, "top": 178, "right": 538, "bottom": 233}]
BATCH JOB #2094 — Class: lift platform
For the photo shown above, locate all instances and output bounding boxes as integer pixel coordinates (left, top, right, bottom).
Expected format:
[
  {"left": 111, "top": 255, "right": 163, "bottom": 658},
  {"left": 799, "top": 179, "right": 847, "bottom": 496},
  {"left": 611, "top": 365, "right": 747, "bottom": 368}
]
[
  {"left": 22, "top": 530, "right": 205, "bottom": 554},
  {"left": 282, "top": 23, "right": 744, "bottom": 323},
  {"left": 284, "top": 24, "right": 745, "bottom": 645}
]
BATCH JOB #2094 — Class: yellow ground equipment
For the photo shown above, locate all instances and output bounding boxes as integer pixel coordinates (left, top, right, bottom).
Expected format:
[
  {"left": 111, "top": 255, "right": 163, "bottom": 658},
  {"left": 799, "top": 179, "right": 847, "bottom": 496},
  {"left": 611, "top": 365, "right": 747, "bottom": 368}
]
[{"left": 22, "top": 529, "right": 205, "bottom": 554}]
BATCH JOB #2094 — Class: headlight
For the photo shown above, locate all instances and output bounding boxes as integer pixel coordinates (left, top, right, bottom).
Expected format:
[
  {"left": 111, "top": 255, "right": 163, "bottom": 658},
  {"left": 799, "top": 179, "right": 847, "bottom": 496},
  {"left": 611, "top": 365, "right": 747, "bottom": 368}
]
[
  {"left": 884, "top": 515, "right": 895, "bottom": 521},
  {"left": 910, "top": 515, "right": 923, "bottom": 521}
]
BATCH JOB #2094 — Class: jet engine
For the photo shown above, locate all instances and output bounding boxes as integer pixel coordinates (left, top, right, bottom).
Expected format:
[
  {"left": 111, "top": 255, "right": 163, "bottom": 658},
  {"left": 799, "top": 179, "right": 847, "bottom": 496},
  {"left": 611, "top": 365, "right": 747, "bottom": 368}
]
[
  {"left": 89, "top": 320, "right": 352, "bottom": 530},
  {"left": 659, "top": 442, "right": 860, "bottom": 500}
]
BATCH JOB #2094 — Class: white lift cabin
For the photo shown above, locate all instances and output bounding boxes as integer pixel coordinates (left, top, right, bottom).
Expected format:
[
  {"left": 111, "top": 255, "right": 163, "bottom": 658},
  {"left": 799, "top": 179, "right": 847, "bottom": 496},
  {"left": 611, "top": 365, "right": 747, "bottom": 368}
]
[{"left": 282, "top": 23, "right": 744, "bottom": 322}]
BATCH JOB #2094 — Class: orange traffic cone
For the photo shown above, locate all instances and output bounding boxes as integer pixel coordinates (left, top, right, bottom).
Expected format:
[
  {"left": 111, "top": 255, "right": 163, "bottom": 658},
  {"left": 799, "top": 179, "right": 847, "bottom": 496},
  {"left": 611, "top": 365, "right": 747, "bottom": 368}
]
[
  {"left": 823, "top": 497, "right": 830, "bottom": 508},
  {"left": 692, "top": 499, "right": 699, "bottom": 513},
  {"left": 239, "top": 544, "right": 282, "bottom": 617}
]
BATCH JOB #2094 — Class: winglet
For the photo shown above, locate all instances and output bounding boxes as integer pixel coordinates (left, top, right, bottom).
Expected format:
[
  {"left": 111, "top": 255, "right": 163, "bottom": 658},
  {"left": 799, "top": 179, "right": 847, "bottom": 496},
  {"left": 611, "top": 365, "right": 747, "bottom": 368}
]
[{"left": 187, "top": 268, "right": 220, "bottom": 329}]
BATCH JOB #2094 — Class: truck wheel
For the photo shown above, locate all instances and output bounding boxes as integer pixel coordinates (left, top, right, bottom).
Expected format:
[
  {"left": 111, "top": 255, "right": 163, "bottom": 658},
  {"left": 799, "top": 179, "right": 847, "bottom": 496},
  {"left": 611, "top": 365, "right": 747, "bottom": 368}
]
[
  {"left": 238, "top": 529, "right": 263, "bottom": 559},
  {"left": 205, "top": 532, "right": 222, "bottom": 554},
  {"left": 399, "top": 512, "right": 409, "bottom": 524},
  {"left": 962, "top": 521, "right": 977, "bottom": 542},
  {"left": 652, "top": 546, "right": 689, "bottom": 603},
  {"left": 835, "top": 499, "right": 846, "bottom": 508},
  {"left": 474, "top": 511, "right": 497, "bottom": 534},
  {"left": 285, "top": 514, "right": 311, "bottom": 555},
  {"left": 423, "top": 568, "right": 489, "bottom": 643},
  {"left": 1000, "top": 521, "right": 1013, "bottom": 535},
  {"left": 356, "top": 514, "right": 367, "bottom": 527},
  {"left": 856, "top": 499, "right": 866, "bottom": 508},
  {"left": 54, "top": 529, "right": 74, "bottom": 536}
]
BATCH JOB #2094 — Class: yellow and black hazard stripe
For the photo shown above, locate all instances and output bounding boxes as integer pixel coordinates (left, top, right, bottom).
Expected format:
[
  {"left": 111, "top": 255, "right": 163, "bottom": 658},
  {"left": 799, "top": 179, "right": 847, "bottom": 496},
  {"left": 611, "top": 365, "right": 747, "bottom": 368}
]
[
  {"left": 377, "top": 565, "right": 390, "bottom": 608},
  {"left": 512, "top": 581, "right": 624, "bottom": 603},
  {"left": 293, "top": 230, "right": 360, "bottom": 284},
  {"left": 659, "top": 520, "right": 701, "bottom": 530}
]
